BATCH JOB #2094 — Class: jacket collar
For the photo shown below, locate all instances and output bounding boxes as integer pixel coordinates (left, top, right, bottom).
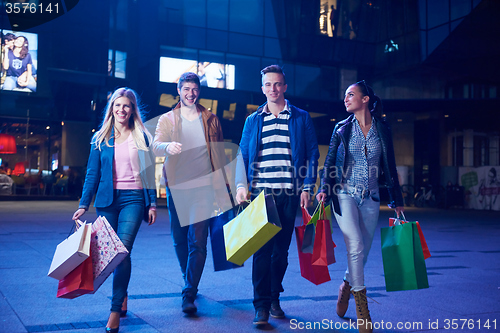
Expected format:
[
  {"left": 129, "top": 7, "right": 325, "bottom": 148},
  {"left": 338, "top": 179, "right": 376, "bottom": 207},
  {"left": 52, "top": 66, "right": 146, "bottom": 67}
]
[
  {"left": 171, "top": 102, "right": 210, "bottom": 121},
  {"left": 257, "top": 100, "right": 294, "bottom": 117}
]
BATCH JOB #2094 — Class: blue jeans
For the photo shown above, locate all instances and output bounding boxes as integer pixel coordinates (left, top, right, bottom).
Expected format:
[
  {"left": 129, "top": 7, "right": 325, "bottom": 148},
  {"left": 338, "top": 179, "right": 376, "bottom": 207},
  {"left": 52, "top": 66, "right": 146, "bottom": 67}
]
[
  {"left": 252, "top": 190, "right": 300, "bottom": 311},
  {"left": 96, "top": 189, "right": 145, "bottom": 312},
  {"left": 3, "top": 76, "right": 37, "bottom": 92},
  {"left": 333, "top": 189, "right": 380, "bottom": 292},
  {"left": 167, "top": 187, "right": 213, "bottom": 298}
]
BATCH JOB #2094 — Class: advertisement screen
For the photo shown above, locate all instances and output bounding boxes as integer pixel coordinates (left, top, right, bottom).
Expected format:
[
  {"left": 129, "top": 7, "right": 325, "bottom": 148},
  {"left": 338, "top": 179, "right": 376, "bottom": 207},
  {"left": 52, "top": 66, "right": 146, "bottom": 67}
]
[
  {"left": 1, "top": 30, "right": 38, "bottom": 93},
  {"left": 159, "top": 57, "right": 235, "bottom": 90}
]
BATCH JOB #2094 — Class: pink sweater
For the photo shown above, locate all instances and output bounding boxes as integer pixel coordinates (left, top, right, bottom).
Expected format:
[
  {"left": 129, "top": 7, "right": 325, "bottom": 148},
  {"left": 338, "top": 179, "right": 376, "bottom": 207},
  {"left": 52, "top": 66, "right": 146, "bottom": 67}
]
[{"left": 113, "top": 134, "right": 142, "bottom": 190}]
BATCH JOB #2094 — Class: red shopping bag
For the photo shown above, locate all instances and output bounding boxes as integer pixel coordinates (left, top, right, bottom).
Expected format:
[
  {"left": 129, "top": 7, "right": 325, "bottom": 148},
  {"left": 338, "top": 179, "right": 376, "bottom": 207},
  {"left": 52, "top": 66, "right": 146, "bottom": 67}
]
[
  {"left": 311, "top": 202, "right": 336, "bottom": 266},
  {"left": 56, "top": 256, "right": 94, "bottom": 299},
  {"left": 389, "top": 213, "right": 431, "bottom": 260},
  {"left": 295, "top": 207, "right": 331, "bottom": 285},
  {"left": 300, "top": 206, "right": 315, "bottom": 254}
]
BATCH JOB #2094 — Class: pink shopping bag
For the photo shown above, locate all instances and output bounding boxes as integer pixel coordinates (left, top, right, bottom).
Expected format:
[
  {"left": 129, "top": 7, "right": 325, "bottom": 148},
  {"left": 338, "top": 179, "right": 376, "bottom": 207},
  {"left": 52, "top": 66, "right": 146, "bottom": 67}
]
[{"left": 89, "top": 216, "right": 129, "bottom": 293}]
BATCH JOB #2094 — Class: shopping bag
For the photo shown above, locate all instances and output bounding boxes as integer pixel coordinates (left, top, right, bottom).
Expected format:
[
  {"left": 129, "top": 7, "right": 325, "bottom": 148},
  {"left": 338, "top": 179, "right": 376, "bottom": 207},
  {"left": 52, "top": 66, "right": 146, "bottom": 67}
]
[
  {"left": 48, "top": 221, "right": 92, "bottom": 280},
  {"left": 89, "top": 216, "right": 129, "bottom": 293},
  {"left": 295, "top": 208, "right": 331, "bottom": 285},
  {"left": 311, "top": 209, "right": 336, "bottom": 266},
  {"left": 389, "top": 213, "right": 431, "bottom": 259},
  {"left": 308, "top": 202, "right": 334, "bottom": 234},
  {"left": 381, "top": 222, "right": 429, "bottom": 292},
  {"left": 209, "top": 207, "right": 243, "bottom": 271},
  {"left": 56, "top": 255, "right": 94, "bottom": 299},
  {"left": 223, "top": 191, "right": 281, "bottom": 266},
  {"left": 301, "top": 207, "right": 315, "bottom": 254}
]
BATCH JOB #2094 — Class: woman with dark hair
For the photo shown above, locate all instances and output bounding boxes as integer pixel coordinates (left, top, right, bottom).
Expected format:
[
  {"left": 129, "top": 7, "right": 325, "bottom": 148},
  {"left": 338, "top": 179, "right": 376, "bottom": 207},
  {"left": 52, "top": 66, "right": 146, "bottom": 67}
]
[
  {"left": 72, "top": 87, "right": 157, "bottom": 333},
  {"left": 2, "top": 35, "right": 36, "bottom": 92},
  {"left": 317, "top": 80, "right": 404, "bottom": 333}
]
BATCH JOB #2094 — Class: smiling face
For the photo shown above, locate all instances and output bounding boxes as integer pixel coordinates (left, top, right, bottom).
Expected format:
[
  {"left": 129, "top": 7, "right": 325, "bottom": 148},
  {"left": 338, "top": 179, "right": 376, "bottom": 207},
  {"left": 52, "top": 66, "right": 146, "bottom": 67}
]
[
  {"left": 177, "top": 81, "right": 200, "bottom": 107},
  {"left": 113, "top": 96, "right": 133, "bottom": 128},
  {"left": 14, "top": 36, "right": 25, "bottom": 49},
  {"left": 344, "top": 84, "right": 369, "bottom": 113},
  {"left": 262, "top": 72, "right": 287, "bottom": 104}
]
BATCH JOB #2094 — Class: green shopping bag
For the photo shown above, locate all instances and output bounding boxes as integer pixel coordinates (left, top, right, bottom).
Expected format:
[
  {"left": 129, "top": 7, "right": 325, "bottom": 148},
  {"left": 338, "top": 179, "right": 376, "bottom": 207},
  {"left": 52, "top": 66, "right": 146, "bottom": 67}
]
[
  {"left": 308, "top": 202, "right": 333, "bottom": 234},
  {"left": 381, "top": 222, "right": 429, "bottom": 292},
  {"left": 223, "top": 191, "right": 281, "bottom": 266}
]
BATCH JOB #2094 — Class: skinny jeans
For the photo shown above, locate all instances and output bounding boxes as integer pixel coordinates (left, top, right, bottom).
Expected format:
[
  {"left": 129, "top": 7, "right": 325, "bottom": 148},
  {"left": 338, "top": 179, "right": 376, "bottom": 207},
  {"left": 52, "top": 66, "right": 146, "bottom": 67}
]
[
  {"left": 96, "top": 189, "right": 145, "bottom": 312},
  {"left": 333, "top": 190, "right": 380, "bottom": 292}
]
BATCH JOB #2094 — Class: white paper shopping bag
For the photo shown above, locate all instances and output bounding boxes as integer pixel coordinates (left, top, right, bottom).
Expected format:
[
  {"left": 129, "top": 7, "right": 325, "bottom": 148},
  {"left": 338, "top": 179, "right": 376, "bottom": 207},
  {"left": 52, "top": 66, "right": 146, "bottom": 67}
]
[{"left": 48, "top": 221, "right": 91, "bottom": 280}]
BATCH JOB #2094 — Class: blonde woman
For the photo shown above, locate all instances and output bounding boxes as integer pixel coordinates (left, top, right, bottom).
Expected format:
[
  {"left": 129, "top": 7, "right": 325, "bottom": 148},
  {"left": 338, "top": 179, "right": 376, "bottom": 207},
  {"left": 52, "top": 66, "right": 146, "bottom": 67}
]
[{"left": 73, "top": 87, "right": 157, "bottom": 333}]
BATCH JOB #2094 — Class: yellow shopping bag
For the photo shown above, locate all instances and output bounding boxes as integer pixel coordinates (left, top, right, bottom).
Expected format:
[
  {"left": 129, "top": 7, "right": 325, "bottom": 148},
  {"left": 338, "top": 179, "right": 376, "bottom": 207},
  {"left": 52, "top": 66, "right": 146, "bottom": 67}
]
[{"left": 223, "top": 191, "right": 281, "bottom": 266}]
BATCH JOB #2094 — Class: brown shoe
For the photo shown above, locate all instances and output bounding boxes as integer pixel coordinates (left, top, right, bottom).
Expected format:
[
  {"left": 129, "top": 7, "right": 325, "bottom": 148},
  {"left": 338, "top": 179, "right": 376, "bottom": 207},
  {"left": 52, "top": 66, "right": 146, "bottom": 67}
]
[
  {"left": 336, "top": 280, "right": 351, "bottom": 317},
  {"left": 352, "top": 288, "right": 372, "bottom": 333}
]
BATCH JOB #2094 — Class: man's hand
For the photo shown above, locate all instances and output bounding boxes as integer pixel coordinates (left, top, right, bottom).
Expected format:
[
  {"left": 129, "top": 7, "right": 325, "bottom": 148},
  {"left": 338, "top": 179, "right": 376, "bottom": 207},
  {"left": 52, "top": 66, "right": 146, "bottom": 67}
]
[
  {"left": 236, "top": 187, "right": 248, "bottom": 205},
  {"left": 300, "top": 191, "right": 311, "bottom": 208},
  {"left": 166, "top": 142, "right": 182, "bottom": 155}
]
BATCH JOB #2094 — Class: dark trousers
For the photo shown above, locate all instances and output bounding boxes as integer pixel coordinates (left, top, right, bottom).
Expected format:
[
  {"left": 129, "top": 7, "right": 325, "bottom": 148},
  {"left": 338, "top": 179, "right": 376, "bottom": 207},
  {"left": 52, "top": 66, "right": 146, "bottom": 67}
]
[
  {"left": 252, "top": 190, "right": 300, "bottom": 310},
  {"left": 167, "top": 191, "right": 210, "bottom": 298}
]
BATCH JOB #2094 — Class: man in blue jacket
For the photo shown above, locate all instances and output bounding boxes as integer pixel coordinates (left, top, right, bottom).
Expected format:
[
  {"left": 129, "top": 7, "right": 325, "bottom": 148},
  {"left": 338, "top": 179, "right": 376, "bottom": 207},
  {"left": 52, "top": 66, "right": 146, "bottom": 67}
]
[{"left": 235, "top": 65, "right": 319, "bottom": 325}]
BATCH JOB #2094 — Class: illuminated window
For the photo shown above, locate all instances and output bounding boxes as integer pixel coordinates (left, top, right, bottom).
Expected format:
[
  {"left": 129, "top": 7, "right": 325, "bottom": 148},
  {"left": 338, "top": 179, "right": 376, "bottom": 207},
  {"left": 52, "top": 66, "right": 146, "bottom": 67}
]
[{"left": 108, "top": 49, "right": 127, "bottom": 79}]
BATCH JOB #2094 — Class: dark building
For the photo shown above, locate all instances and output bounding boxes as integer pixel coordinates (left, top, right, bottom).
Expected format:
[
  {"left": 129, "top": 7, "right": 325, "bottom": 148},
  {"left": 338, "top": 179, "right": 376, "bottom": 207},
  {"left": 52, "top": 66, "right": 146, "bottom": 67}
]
[{"left": 1, "top": 0, "right": 499, "bottom": 206}]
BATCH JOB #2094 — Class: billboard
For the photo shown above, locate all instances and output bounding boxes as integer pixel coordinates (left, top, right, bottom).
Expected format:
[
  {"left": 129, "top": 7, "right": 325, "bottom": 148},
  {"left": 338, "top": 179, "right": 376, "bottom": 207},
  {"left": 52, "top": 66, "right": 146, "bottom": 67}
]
[
  {"left": 1, "top": 30, "right": 38, "bottom": 93},
  {"left": 160, "top": 57, "right": 234, "bottom": 90}
]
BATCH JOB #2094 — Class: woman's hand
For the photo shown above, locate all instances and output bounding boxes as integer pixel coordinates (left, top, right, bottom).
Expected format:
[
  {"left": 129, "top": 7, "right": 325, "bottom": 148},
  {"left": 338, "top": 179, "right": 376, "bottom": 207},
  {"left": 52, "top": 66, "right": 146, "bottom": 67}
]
[
  {"left": 316, "top": 192, "right": 327, "bottom": 203},
  {"left": 72, "top": 208, "right": 86, "bottom": 220},
  {"left": 395, "top": 206, "right": 405, "bottom": 218},
  {"left": 148, "top": 208, "right": 157, "bottom": 226}
]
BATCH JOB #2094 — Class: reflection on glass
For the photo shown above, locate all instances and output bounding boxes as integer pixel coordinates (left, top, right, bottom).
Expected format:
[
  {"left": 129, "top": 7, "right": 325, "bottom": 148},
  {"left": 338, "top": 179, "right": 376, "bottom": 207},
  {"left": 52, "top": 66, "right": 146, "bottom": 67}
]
[{"left": 159, "top": 57, "right": 235, "bottom": 90}]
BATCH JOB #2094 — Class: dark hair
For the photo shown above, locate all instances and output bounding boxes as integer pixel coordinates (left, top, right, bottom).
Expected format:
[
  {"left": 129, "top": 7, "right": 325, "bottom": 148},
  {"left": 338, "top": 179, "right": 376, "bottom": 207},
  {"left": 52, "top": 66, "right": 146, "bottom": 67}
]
[
  {"left": 354, "top": 80, "right": 382, "bottom": 118},
  {"left": 261, "top": 64, "right": 286, "bottom": 84},
  {"left": 177, "top": 72, "right": 200, "bottom": 90},
  {"left": 15, "top": 36, "right": 29, "bottom": 60},
  {"left": 3, "top": 33, "right": 16, "bottom": 43}
]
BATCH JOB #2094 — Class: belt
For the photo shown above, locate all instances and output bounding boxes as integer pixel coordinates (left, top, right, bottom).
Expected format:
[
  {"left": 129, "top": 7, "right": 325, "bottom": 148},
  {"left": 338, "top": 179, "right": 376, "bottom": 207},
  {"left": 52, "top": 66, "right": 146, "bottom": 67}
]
[{"left": 338, "top": 184, "right": 375, "bottom": 199}]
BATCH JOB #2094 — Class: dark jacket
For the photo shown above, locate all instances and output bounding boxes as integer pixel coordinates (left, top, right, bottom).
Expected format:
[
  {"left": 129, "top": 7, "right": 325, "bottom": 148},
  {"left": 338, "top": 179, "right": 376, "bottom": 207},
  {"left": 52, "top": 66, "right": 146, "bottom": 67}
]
[
  {"left": 79, "top": 132, "right": 157, "bottom": 214},
  {"left": 235, "top": 102, "right": 320, "bottom": 192},
  {"left": 320, "top": 114, "right": 404, "bottom": 215}
]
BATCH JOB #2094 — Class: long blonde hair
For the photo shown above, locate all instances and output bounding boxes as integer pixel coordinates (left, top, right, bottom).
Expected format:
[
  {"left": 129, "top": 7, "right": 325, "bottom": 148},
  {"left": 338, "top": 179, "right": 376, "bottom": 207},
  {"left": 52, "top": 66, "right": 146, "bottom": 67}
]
[{"left": 92, "top": 87, "right": 152, "bottom": 151}]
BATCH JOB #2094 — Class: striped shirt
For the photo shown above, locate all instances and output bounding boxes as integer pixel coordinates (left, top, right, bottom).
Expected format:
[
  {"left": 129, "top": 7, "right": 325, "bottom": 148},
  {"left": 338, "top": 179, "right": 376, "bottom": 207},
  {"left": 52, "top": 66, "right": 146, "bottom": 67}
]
[
  {"left": 253, "top": 103, "right": 293, "bottom": 190},
  {"left": 340, "top": 117, "right": 382, "bottom": 193}
]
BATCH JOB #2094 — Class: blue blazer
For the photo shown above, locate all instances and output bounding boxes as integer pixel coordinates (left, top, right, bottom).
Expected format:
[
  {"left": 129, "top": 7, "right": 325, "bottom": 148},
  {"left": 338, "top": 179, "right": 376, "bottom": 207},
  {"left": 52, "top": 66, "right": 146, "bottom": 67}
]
[
  {"left": 79, "top": 133, "right": 156, "bottom": 212},
  {"left": 235, "top": 102, "right": 320, "bottom": 192}
]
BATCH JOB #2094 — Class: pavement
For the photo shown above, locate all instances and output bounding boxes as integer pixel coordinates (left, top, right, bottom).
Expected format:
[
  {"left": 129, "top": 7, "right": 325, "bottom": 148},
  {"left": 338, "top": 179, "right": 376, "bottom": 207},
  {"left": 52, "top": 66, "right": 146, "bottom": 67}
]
[{"left": 0, "top": 200, "right": 499, "bottom": 333}]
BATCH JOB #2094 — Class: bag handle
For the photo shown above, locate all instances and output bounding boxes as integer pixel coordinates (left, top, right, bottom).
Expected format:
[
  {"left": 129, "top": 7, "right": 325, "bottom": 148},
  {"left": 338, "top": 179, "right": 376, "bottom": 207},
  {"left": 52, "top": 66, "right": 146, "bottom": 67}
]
[
  {"left": 319, "top": 201, "right": 327, "bottom": 220},
  {"left": 392, "top": 212, "right": 407, "bottom": 226},
  {"left": 310, "top": 201, "right": 322, "bottom": 219},
  {"left": 66, "top": 219, "right": 84, "bottom": 238},
  {"left": 393, "top": 211, "right": 407, "bottom": 221},
  {"left": 301, "top": 207, "right": 311, "bottom": 226}
]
